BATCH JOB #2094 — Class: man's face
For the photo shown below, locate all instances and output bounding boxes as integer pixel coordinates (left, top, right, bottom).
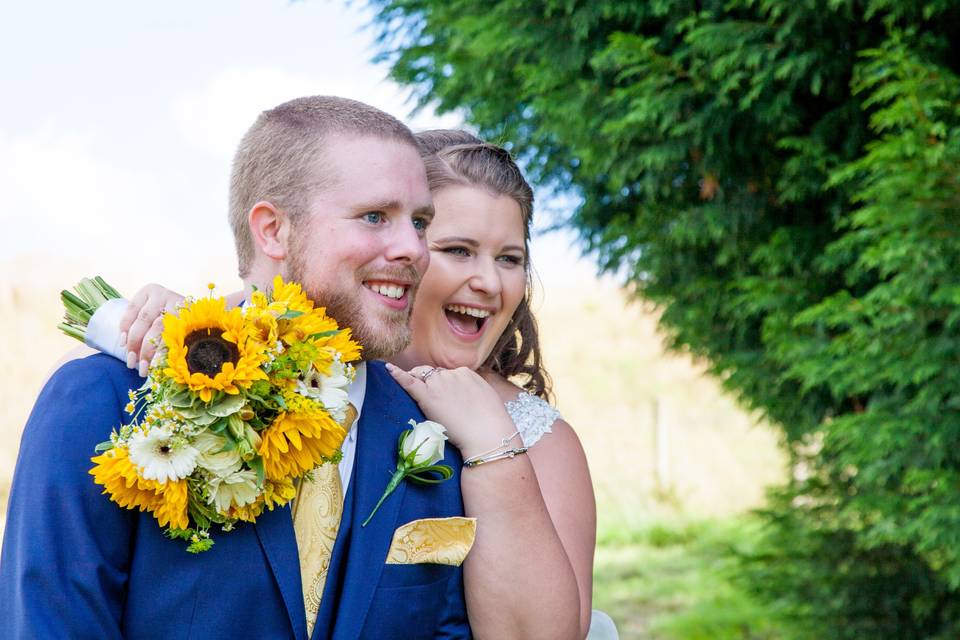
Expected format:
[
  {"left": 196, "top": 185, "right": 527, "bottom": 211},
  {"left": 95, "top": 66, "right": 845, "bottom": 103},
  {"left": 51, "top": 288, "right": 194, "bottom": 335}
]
[{"left": 285, "top": 134, "right": 433, "bottom": 360}]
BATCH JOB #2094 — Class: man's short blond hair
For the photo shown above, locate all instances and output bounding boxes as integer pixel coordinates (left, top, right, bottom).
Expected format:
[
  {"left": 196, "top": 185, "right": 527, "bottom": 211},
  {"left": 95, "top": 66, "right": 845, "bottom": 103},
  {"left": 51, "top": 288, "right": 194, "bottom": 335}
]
[{"left": 229, "top": 96, "right": 418, "bottom": 277}]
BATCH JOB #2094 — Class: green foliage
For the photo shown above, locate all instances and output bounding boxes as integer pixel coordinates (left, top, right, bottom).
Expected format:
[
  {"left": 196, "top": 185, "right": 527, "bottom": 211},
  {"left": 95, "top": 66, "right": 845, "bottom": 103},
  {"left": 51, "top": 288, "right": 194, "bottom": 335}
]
[
  {"left": 595, "top": 517, "right": 792, "bottom": 639},
  {"left": 368, "top": 0, "right": 960, "bottom": 634}
]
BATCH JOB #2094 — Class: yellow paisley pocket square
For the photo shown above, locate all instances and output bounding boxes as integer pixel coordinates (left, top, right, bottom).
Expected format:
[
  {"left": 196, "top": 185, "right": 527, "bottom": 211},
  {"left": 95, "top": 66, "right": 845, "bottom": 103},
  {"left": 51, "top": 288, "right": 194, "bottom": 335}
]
[{"left": 386, "top": 517, "right": 477, "bottom": 566}]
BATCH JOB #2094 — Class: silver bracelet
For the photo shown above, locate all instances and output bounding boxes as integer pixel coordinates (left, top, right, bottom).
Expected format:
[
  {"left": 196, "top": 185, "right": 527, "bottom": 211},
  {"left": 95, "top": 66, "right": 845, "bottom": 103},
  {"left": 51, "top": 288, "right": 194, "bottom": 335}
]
[
  {"left": 463, "top": 430, "right": 525, "bottom": 468},
  {"left": 463, "top": 446, "right": 529, "bottom": 468}
]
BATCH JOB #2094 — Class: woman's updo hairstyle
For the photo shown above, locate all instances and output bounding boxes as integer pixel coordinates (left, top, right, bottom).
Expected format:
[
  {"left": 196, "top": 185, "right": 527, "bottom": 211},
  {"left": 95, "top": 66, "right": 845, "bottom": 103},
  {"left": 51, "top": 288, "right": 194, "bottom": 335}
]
[{"left": 415, "top": 129, "right": 551, "bottom": 400}]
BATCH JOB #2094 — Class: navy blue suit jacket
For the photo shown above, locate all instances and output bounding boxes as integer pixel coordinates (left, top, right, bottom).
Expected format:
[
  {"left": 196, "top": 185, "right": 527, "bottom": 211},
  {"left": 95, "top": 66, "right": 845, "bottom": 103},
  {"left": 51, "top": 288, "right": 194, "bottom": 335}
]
[{"left": 0, "top": 355, "right": 470, "bottom": 639}]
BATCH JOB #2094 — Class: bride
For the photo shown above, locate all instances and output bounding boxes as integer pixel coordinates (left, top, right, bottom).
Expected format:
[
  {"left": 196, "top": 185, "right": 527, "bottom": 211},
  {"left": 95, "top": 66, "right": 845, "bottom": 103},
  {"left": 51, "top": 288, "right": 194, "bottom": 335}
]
[{"left": 123, "top": 130, "right": 605, "bottom": 639}]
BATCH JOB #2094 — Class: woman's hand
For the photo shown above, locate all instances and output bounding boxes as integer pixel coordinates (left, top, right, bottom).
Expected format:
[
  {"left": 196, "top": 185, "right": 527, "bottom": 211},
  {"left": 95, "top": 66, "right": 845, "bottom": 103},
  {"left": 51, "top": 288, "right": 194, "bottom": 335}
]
[
  {"left": 119, "top": 284, "right": 184, "bottom": 376},
  {"left": 385, "top": 363, "right": 519, "bottom": 459}
]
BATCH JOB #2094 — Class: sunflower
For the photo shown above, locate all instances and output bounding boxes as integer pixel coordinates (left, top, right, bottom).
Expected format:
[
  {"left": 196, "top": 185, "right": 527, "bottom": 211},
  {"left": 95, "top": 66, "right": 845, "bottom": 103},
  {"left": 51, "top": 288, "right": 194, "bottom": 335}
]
[
  {"left": 90, "top": 446, "right": 189, "bottom": 529},
  {"left": 162, "top": 297, "right": 268, "bottom": 403},
  {"left": 258, "top": 410, "right": 346, "bottom": 481}
]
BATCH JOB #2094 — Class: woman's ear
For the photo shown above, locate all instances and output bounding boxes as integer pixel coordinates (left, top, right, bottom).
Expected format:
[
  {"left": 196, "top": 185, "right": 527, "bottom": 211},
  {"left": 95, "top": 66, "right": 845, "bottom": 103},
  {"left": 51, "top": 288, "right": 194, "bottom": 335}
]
[{"left": 248, "top": 201, "right": 290, "bottom": 261}]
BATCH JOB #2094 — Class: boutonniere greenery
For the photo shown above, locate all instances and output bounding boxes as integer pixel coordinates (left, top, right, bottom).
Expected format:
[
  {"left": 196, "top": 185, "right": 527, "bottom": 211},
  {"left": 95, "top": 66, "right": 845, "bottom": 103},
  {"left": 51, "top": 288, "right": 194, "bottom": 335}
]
[{"left": 362, "top": 419, "right": 453, "bottom": 527}]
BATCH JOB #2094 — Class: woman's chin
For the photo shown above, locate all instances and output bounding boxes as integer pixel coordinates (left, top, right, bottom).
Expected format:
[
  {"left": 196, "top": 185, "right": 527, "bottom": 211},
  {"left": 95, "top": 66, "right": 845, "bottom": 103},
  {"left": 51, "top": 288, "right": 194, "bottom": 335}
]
[{"left": 432, "top": 350, "right": 485, "bottom": 372}]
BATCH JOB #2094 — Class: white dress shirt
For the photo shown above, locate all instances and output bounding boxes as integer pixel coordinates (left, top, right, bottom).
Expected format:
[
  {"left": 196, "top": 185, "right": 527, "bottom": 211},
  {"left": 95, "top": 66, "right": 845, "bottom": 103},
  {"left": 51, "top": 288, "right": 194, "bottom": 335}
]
[{"left": 338, "top": 362, "right": 366, "bottom": 493}]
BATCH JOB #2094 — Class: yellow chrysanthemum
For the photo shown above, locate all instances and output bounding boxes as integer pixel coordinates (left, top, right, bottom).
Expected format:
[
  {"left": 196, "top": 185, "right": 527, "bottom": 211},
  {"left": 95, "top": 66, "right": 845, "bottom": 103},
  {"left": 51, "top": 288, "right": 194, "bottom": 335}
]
[
  {"left": 162, "top": 297, "right": 268, "bottom": 403},
  {"left": 245, "top": 307, "right": 280, "bottom": 346},
  {"left": 278, "top": 310, "right": 336, "bottom": 345},
  {"left": 322, "top": 330, "right": 362, "bottom": 364},
  {"left": 269, "top": 275, "right": 314, "bottom": 313},
  {"left": 258, "top": 411, "right": 346, "bottom": 481},
  {"left": 230, "top": 477, "right": 297, "bottom": 522},
  {"left": 89, "top": 446, "right": 189, "bottom": 530},
  {"left": 262, "top": 477, "right": 298, "bottom": 510}
]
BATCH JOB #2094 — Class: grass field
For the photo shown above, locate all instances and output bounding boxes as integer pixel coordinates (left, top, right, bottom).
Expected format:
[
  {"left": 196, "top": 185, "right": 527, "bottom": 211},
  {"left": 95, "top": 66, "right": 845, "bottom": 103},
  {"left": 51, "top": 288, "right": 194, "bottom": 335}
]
[{"left": 0, "top": 255, "right": 787, "bottom": 639}]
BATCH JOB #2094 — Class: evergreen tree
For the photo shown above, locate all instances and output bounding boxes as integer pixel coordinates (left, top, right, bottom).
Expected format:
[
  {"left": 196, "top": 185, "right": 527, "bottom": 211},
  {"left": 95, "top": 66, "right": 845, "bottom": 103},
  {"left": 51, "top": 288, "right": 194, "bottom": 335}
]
[{"left": 368, "top": 0, "right": 960, "bottom": 634}]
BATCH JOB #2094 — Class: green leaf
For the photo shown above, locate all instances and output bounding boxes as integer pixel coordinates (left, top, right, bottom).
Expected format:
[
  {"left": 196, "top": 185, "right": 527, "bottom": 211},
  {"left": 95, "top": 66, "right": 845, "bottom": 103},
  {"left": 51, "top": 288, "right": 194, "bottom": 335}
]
[
  {"left": 307, "top": 330, "right": 340, "bottom": 340},
  {"left": 169, "top": 390, "right": 194, "bottom": 408},
  {"left": 207, "top": 394, "right": 246, "bottom": 417},
  {"left": 248, "top": 456, "right": 266, "bottom": 488}
]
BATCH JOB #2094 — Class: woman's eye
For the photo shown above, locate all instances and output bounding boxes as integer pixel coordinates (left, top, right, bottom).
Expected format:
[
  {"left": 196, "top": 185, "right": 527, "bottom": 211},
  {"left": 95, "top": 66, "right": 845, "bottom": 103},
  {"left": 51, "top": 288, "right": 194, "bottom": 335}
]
[
  {"left": 363, "top": 212, "right": 384, "bottom": 224},
  {"left": 498, "top": 254, "right": 524, "bottom": 266},
  {"left": 444, "top": 246, "right": 471, "bottom": 257}
]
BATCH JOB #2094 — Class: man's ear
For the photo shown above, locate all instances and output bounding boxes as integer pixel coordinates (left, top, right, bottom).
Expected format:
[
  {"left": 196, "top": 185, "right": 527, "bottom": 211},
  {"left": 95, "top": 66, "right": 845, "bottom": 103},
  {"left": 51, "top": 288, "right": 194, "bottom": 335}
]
[{"left": 248, "top": 201, "right": 290, "bottom": 261}]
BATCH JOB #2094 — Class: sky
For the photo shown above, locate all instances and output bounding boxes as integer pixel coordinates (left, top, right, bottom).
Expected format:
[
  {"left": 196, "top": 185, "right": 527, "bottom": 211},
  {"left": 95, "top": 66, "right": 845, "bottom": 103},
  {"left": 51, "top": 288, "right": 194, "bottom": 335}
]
[{"left": 0, "top": 0, "right": 599, "bottom": 291}]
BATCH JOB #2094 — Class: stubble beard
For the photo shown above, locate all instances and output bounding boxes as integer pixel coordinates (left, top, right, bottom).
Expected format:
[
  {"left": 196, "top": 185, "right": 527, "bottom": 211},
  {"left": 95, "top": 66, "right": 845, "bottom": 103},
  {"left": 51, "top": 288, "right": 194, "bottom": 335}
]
[{"left": 285, "top": 248, "right": 418, "bottom": 361}]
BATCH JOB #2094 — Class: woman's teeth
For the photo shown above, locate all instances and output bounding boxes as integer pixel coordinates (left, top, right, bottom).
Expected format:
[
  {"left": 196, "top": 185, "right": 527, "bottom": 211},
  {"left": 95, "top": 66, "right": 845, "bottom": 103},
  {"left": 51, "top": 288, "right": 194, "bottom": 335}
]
[
  {"left": 368, "top": 283, "right": 405, "bottom": 299},
  {"left": 444, "top": 304, "right": 491, "bottom": 319}
]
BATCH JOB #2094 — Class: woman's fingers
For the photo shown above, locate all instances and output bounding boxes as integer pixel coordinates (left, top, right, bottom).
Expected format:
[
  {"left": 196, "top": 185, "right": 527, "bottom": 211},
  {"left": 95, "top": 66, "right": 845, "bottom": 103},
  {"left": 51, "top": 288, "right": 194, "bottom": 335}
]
[
  {"left": 122, "top": 284, "right": 184, "bottom": 371},
  {"left": 385, "top": 363, "right": 429, "bottom": 398},
  {"left": 118, "top": 286, "right": 150, "bottom": 349},
  {"left": 138, "top": 316, "right": 166, "bottom": 372}
]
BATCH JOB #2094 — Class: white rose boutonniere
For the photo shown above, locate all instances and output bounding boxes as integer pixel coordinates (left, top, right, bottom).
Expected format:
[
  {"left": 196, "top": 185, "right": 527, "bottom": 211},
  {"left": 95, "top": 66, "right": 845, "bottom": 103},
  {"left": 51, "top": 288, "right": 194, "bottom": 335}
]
[{"left": 362, "top": 419, "right": 454, "bottom": 527}]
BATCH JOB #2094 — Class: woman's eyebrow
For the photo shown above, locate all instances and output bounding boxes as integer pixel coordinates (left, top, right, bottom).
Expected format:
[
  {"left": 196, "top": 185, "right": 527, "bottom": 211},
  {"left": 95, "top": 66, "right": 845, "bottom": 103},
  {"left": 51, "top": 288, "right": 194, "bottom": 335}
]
[{"left": 433, "top": 236, "right": 479, "bottom": 247}]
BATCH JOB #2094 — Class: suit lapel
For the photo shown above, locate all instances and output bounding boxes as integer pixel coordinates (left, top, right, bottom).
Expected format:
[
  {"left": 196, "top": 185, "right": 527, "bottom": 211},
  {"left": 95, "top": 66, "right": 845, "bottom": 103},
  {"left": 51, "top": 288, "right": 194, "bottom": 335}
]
[
  {"left": 254, "top": 504, "right": 309, "bottom": 640},
  {"left": 331, "top": 361, "right": 415, "bottom": 639}
]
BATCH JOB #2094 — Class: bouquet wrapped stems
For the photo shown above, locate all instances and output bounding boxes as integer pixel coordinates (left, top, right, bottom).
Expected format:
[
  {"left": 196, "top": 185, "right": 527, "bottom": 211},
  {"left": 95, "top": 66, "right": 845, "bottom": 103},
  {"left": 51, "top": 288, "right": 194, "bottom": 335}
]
[
  {"left": 59, "top": 276, "right": 123, "bottom": 341},
  {"left": 59, "top": 277, "right": 129, "bottom": 360}
]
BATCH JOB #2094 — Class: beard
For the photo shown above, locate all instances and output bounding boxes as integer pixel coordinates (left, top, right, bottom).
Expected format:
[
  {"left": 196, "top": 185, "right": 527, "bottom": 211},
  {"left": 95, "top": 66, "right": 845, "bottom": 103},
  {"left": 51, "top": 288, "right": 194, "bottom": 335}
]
[{"left": 284, "top": 243, "right": 418, "bottom": 361}]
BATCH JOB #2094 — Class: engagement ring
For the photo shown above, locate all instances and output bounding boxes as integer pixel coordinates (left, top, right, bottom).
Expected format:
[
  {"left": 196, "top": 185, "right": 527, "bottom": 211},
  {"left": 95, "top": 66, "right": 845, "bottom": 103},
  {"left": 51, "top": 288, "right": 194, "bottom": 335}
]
[{"left": 420, "top": 367, "right": 440, "bottom": 382}]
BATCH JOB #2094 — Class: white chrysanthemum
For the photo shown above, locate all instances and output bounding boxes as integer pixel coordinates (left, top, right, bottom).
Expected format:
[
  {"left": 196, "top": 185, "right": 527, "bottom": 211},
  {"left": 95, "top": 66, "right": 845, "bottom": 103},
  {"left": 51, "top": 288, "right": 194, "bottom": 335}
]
[
  {"left": 192, "top": 432, "right": 243, "bottom": 478},
  {"left": 296, "top": 359, "right": 352, "bottom": 423},
  {"left": 207, "top": 469, "right": 259, "bottom": 513},
  {"left": 127, "top": 424, "right": 198, "bottom": 484}
]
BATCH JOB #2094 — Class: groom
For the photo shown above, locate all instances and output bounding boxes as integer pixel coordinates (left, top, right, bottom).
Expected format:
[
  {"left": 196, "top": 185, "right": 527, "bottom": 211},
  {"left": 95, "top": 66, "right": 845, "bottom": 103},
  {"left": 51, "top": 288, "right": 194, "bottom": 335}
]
[{"left": 0, "top": 97, "right": 471, "bottom": 639}]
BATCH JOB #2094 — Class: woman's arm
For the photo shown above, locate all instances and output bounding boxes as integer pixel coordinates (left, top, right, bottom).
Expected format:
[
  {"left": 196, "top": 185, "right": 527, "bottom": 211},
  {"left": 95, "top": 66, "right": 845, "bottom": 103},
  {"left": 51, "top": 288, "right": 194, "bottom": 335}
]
[
  {"left": 485, "top": 372, "right": 596, "bottom": 639},
  {"left": 387, "top": 364, "right": 594, "bottom": 639}
]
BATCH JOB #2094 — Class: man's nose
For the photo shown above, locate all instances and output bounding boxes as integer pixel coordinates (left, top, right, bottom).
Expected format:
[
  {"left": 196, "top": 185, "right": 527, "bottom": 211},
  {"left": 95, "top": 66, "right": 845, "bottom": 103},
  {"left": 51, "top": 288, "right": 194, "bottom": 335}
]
[{"left": 384, "top": 218, "right": 427, "bottom": 264}]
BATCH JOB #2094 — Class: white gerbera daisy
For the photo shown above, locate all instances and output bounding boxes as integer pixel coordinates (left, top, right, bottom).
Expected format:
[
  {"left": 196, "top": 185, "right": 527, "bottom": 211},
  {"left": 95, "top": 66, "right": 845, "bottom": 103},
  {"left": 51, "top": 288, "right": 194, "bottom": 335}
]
[
  {"left": 207, "top": 469, "right": 259, "bottom": 513},
  {"left": 127, "top": 424, "right": 198, "bottom": 484},
  {"left": 296, "top": 359, "right": 352, "bottom": 423}
]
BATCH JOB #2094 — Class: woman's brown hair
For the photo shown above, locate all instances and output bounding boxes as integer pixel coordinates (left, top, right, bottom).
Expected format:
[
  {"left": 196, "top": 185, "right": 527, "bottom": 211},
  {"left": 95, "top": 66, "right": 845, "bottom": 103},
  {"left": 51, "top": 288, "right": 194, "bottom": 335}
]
[{"left": 416, "top": 129, "right": 552, "bottom": 400}]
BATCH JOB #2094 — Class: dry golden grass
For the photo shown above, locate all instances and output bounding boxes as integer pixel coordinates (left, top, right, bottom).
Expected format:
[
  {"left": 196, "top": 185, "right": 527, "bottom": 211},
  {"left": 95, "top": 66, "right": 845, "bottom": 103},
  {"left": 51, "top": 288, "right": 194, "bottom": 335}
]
[
  {"left": 535, "top": 280, "right": 785, "bottom": 532},
  {"left": 0, "top": 257, "right": 785, "bottom": 539}
]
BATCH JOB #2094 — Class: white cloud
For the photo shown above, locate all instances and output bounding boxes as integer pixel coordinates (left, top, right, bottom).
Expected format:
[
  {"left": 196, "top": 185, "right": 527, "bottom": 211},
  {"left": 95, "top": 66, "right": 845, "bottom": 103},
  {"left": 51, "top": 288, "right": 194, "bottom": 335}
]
[
  {"left": 0, "top": 128, "right": 230, "bottom": 265},
  {"left": 171, "top": 66, "right": 463, "bottom": 158},
  {"left": 172, "top": 67, "right": 326, "bottom": 158}
]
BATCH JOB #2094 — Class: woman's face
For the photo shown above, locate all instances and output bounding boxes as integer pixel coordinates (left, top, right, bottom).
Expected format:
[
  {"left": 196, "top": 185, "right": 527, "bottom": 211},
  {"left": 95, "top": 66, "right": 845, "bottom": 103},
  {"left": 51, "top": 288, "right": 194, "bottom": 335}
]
[{"left": 402, "top": 184, "right": 528, "bottom": 371}]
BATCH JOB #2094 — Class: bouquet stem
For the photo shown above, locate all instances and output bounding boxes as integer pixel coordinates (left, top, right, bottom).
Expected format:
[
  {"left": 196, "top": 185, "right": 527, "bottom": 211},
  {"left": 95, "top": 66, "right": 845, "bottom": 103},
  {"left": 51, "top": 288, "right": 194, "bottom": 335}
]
[{"left": 59, "top": 276, "right": 123, "bottom": 342}]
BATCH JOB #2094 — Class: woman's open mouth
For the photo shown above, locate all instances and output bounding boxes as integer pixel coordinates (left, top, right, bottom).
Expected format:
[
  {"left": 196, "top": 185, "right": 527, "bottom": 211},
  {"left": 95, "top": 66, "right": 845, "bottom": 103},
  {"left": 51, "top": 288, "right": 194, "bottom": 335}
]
[{"left": 443, "top": 304, "right": 491, "bottom": 338}]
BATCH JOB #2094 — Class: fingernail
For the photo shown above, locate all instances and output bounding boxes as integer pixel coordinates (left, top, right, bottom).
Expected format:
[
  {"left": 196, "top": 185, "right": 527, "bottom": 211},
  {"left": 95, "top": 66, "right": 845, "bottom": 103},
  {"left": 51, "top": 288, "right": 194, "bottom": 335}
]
[
  {"left": 126, "top": 352, "right": 137, "bottom": 369},
  {"left": 119, "top": 332, "right": 127, "bottom": 347},
  {"left": 138, "top": 360, "right": 149, "bottom": 378},
  {"left": 385, "top": 362, "right": 395, "bottom": 371}
]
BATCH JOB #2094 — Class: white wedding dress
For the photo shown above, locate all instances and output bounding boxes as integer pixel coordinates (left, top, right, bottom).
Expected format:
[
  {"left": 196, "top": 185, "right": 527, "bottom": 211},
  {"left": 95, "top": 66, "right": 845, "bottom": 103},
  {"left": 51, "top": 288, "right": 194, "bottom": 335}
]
[{"left": 504, "top": 393, "right": 620, "bottom": 640}]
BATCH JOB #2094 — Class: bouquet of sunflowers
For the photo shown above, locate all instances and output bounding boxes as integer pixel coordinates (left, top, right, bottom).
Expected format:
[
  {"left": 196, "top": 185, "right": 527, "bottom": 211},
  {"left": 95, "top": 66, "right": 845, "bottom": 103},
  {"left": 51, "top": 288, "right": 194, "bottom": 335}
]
[{"left": 60, "top": 276, "right": 360, "bottom": 552}]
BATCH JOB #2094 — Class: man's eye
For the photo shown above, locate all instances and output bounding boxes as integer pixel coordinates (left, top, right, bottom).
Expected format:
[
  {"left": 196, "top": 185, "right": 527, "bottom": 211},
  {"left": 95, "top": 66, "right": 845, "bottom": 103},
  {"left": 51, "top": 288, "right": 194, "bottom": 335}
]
[
  {"left": 413, "top": 217, "right": 429, "bottom": 232},
  {"left": 363, "top": 212, "right": 383, "bottom": 224}
]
